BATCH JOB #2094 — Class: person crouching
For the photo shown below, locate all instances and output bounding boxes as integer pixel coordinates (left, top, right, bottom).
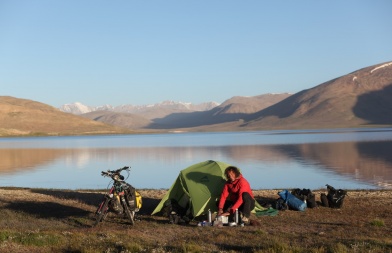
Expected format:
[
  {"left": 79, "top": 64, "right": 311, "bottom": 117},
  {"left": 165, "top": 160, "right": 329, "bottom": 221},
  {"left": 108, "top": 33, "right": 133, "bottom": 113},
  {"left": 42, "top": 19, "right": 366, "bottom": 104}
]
[{"left": 218, "top": 166, "right": 255, "bottom": 225}]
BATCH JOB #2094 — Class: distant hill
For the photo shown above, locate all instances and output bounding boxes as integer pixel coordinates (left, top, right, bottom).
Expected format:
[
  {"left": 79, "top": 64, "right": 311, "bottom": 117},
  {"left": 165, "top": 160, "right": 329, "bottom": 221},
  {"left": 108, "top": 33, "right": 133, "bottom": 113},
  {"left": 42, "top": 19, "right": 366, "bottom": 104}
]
[
  {"left": 241, "top": 61, "right": 392, "bottom": 129},
  {"left": 0, "top": 96, "right": 132, "bottom": 137},
  {"left": 217, "top": 93, "right": 292, "bottom": 114},
  {"left": 211, "top": 93, "right": 292, "bottom": 117},
  {"left": 147, "top": 93, "right": 292, "bottom": 129},
  {"left": 81, "top": 110, "right": 152, "bottom": 130}
]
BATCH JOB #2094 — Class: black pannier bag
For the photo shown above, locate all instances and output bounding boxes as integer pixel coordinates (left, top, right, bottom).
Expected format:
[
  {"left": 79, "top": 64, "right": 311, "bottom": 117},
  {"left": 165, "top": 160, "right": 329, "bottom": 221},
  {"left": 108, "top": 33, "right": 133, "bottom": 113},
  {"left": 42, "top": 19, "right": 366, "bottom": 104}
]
[
  {"left": 320, "top": 193, "right": 329, "bottom": 207},
  {"left": 326, "top": 184, "right": 347, "bottom": 208},
  {"left": 291, "top": 188, "right": 317, "bottom": 208},
  {"left": 161, "top": 199, "right": 191, "bottom": 224},
  {"left": 124, "top": 183, "right": 139, "bottom": 211}
]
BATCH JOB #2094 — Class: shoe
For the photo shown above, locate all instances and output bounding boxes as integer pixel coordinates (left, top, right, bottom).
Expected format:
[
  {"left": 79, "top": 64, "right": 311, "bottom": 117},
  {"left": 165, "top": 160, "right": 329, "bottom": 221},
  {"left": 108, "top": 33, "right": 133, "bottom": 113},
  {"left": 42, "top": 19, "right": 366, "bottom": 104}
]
[
  {"left": 229, "top": 222, "right": 237, "bottom": 227},
  {"left": 241, "top": 216, "right": 250, "bottom": 225}
]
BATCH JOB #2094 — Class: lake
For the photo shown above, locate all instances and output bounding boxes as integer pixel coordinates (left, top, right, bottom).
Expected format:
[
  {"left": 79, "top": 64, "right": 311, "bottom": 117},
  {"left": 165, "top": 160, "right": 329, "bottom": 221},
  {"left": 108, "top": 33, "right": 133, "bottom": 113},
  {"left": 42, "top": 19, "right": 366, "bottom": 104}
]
[{"left": 1, "top": 128, "right": 392, "bottom": 190}]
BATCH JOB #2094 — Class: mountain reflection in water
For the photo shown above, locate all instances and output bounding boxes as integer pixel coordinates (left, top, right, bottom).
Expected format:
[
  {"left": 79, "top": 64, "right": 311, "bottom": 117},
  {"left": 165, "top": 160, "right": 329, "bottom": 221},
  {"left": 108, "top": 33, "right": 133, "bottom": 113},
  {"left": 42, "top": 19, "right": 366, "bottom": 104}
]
[{"left": 0, "top": 132, "right": 391, "bottom": 190}]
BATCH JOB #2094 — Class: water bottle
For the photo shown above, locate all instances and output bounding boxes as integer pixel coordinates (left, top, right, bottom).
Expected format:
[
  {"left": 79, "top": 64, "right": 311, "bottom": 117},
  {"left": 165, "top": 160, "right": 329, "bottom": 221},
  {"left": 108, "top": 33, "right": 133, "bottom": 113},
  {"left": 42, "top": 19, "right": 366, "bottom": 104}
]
[
  {"left": 235, "top": 209, "right": 239, "bottom": 224},
  {"left": 208, "top": 209, "right": 212, "bottom": 224}
]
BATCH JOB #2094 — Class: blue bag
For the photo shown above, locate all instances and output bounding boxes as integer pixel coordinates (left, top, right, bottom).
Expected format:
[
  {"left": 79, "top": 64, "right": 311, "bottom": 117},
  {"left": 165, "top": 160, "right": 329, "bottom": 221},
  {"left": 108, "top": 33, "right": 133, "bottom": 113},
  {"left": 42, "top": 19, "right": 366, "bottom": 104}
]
[{"left": 278, "top": 189, "right": 307, "bottom": 211}]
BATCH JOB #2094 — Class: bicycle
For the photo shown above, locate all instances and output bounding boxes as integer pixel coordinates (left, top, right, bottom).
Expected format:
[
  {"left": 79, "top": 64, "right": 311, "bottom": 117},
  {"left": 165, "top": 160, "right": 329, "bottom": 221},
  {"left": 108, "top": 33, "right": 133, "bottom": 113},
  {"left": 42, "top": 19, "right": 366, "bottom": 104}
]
[{"left": 93, "top": 166, "right": 141, "bottom": 226}]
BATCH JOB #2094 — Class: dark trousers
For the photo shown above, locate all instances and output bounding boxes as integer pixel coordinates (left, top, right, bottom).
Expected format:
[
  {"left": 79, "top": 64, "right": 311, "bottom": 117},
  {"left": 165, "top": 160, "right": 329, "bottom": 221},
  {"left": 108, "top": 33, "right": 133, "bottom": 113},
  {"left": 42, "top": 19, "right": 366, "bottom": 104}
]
[{"left": 221, "top": 192, "right": 255, "bottom": 218}]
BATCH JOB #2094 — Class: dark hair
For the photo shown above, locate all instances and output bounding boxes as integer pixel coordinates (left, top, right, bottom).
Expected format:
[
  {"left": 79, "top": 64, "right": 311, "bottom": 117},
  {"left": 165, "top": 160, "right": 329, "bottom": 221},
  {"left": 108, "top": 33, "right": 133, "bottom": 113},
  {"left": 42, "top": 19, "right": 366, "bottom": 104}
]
[{"left": 224, "top": 166, "right": 241, "bottom": 179}]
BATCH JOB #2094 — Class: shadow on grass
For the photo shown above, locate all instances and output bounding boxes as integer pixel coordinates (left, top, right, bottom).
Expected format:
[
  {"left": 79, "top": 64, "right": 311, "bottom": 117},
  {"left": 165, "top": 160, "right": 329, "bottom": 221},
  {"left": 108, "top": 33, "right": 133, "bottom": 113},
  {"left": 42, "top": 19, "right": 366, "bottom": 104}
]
[
  {"left": 4, "top": 200, "right": 90, "bottom": 219},
  {"left": 27, "top": 188, "right": 166, "bottom": 227},
  {"left": 6, "top": 188, "right": 230, "bottom": 226},
  {"left": 30, "top": 188, "right": 104, "bottom": 206},
  {"left": 29, "top": 188, "right": 161, "bottom": 215}
]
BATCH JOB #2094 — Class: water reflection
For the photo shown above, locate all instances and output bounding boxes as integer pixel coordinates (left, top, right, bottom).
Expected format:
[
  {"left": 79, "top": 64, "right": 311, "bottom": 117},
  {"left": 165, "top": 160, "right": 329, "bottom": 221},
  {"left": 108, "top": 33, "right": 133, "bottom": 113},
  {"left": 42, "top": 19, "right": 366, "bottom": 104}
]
[
  {"left": 269, "top": 142, "right": 392, "bottom": 188},
  {"left": 0, "top": 149, "right": 70, "bottom": 174},
  {"left": 0, "top": 139, "right": 391, "bottom": 189}
]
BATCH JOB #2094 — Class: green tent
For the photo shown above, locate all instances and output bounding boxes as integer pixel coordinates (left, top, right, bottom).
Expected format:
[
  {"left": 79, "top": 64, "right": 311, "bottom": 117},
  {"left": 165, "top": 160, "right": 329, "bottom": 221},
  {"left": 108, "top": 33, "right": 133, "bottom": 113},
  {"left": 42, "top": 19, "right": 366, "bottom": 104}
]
[{"left": 151, "top": 160, "right": 266, "bottom": 218}]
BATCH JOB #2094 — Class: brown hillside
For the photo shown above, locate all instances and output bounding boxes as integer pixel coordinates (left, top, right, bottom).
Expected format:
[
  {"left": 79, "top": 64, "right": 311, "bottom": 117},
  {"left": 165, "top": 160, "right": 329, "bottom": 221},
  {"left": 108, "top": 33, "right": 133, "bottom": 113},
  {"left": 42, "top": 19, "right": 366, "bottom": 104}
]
[
  {"left": 81, "top": 110, "right": 152, "bottom": 130},
  {"left": 0, "top": 96, "right": 132, "bottom": 136},
  {"left": 243, "top": 61, "right": 392, "bottom": 129},
  {"left": 216, "top": 93, "right": 292, "bottom": 114}
]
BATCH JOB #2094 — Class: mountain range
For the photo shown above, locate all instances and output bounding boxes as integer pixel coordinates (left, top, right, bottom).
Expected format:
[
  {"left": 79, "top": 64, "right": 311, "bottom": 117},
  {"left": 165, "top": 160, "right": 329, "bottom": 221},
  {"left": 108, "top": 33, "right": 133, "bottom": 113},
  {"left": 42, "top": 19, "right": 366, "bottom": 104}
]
[
  {"left": 59, "top": 100, "right": 219, "bottom": 116},
  {"left": 1, "top": 61, "right": 391, "bottom": 136},
  {"left": 61, "top": 93, "right": 291, "bottom": 130}
]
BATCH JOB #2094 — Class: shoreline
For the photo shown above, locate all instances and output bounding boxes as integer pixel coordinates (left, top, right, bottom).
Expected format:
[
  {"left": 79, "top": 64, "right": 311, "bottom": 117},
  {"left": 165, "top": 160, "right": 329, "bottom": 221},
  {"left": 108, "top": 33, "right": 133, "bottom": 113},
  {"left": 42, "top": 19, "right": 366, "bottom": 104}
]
[{"left": 2, "top": 186, "right": 392, "bottom": 203}]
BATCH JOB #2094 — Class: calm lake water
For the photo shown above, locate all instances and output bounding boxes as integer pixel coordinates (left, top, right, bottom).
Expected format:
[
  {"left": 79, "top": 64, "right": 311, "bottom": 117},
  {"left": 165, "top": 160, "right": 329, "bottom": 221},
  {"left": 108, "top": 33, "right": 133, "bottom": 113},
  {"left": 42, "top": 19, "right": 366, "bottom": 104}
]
[{"left": 1, "top": 128, "right": 392, "bottom": 190}]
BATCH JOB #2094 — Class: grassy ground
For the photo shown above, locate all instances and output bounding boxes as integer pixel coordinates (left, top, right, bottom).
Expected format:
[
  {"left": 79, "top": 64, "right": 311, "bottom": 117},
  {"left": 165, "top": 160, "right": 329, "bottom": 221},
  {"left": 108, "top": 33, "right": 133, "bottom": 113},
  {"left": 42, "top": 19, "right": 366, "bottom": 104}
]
[{"left": 0, "top": 187, "right": 391, "bottom": 253}]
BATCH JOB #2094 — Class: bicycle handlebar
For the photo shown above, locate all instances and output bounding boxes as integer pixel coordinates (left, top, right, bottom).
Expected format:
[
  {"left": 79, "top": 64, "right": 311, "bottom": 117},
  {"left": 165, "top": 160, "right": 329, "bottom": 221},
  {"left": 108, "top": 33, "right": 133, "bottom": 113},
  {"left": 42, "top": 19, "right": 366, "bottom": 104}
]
[{"left": 101, "top": 166, "right": 130, "bottom": 180}]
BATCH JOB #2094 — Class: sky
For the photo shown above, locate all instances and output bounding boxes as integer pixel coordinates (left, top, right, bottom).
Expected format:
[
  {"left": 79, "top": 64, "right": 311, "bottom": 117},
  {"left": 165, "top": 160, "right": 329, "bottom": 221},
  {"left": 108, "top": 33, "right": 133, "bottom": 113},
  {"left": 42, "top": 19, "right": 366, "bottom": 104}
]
[{"left": 1, "top": 1, "right": 392, "bottom": 108}]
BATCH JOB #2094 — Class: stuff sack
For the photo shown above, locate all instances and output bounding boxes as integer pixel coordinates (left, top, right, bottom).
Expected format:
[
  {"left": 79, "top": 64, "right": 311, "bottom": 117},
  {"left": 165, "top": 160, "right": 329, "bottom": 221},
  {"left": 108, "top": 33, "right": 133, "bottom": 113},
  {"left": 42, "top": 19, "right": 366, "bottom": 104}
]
[
  {"left": 326, "top": 184, "right": 347, "bottom": 208},
  {"left": 278, "top": 189, "right": 307, "bottom": 211},
  {"left": 291, "top": 188, "right": 317, "bottom": 208}
]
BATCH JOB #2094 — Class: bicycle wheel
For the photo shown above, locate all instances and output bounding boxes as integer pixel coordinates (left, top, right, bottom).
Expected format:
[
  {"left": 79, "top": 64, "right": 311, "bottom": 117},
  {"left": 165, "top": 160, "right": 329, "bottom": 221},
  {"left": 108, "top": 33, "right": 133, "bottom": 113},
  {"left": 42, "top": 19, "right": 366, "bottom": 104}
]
[{"left": 94, "top": 198, "right": 110, "bottom": 226}]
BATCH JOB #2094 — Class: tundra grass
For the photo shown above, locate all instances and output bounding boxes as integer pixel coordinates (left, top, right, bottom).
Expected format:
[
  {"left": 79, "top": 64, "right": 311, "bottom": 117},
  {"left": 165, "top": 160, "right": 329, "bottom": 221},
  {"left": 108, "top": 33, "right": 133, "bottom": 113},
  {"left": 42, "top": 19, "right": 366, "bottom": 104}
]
[{"left": 1, "top": 188, "right": 392, "bottom": 252}]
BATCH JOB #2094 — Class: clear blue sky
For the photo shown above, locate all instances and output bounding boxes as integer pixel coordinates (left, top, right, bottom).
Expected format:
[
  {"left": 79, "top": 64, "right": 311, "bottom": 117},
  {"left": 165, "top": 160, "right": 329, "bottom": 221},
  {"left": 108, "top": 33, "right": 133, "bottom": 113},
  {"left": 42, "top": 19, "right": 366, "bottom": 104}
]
[{"left": 1, "top": 1, "right": 391, "bottom": 108}]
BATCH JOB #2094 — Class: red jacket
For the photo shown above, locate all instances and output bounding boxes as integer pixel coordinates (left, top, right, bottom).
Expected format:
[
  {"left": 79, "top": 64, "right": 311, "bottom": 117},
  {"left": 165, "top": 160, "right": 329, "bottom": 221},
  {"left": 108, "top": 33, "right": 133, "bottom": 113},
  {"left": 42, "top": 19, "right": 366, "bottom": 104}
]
[{"left": 218, "top": 175, "right": 254, "bottom": 213}]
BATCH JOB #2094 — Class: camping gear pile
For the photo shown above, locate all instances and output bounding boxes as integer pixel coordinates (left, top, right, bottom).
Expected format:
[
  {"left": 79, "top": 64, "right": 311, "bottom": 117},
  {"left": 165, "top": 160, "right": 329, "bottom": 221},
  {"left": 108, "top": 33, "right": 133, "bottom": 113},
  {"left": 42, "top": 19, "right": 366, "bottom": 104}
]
[{"left": 275, "top": 184, "right": 347, "bottom": 211}]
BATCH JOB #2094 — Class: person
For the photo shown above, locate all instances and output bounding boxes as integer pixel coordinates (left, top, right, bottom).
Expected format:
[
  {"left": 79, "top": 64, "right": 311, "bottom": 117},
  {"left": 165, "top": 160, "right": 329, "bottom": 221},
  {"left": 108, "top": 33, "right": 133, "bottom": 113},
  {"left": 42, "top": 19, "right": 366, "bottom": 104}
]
[{"left": 218, "top": 166, "right": 255, "bottom": 225}]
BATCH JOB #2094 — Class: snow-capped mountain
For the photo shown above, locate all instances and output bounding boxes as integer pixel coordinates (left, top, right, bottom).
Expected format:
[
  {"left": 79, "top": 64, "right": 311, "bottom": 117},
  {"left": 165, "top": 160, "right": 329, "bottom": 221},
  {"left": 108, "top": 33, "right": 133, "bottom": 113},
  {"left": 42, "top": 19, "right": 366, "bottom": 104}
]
[
  {"left": 59, "top": 102, "right": 113, "bottom": 115},
  {"left": 59, "top": 100, "right": 220, "bottom": 116}
]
